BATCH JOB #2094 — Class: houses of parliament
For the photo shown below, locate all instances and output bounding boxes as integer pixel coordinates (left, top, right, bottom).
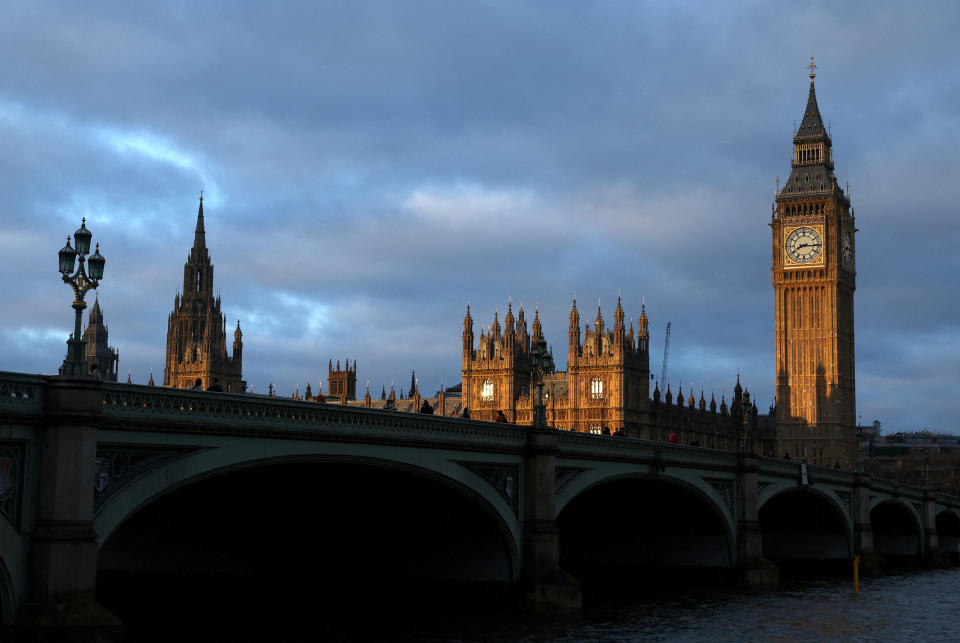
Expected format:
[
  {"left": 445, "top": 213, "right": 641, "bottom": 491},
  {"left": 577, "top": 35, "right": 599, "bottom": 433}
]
[{"left": 78, "top": 63, "right": 857, "bottom": 469}]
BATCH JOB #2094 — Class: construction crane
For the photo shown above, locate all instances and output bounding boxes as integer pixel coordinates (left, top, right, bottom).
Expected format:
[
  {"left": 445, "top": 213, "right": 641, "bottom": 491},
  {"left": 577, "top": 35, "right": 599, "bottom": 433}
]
[{"left": 660, "top": 321, "right": 671, "bottom": 390}]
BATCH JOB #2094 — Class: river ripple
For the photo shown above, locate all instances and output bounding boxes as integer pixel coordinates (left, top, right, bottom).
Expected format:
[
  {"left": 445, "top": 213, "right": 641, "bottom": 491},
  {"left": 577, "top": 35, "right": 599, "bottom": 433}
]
[{"left": 416, "top": 568, "right": 960, "bottom": 642}]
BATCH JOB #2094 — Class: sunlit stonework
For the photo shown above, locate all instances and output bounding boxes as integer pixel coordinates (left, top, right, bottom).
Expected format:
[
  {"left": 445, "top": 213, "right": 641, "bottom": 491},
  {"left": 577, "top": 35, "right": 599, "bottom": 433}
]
[{"left": 163, "top": 196, "right": 246, "bottom": 393}]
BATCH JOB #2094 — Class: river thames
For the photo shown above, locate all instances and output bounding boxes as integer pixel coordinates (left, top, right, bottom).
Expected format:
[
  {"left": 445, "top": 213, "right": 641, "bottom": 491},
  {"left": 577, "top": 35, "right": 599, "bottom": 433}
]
[{"left": 104, "top": 566, "right": 960, "bottom": 641}]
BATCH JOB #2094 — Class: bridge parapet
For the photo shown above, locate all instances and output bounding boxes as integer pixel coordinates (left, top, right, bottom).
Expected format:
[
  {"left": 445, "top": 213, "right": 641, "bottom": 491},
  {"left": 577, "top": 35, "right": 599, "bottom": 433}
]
[
  {"left": 0, "top": 372, "right": 46, "bottom": 416},
  {"left": 100, "top": 381, "right": 529, "bottom": 451},
  {"left": 870, "top": 476, "right": 926, "bottom": 503},
  {"left": 557, "top": 432, "right": 739, "bottom": 469}
]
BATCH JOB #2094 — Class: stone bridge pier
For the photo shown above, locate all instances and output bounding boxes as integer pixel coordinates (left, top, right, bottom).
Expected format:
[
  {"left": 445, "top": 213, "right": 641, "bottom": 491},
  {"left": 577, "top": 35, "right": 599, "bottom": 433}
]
[
  {"left": 13, "top": 377, "right": 122, "bottom": 637},
  {"left": 736, "top": 454, "right": 780, "bottom": 589},
  {"left": 520, "top": 428, "right": 581, "bottom": 611}
]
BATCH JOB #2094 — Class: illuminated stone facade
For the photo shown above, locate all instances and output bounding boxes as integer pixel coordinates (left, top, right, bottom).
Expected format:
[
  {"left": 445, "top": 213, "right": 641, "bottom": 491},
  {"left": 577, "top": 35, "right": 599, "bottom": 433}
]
[
  {"left": 163, "top": 197, "right": 245, "bottom": 393},
  {"left": 772, "top": 63, "right": 857, "bottom": 468},
  {"left": 461, "top": 297, "right": 651, "bottom": 434}
]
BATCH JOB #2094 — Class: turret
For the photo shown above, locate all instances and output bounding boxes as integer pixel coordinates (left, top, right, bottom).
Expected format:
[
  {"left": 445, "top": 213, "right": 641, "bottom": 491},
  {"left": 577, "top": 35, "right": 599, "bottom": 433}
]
[
  {"left": 504, "top": 300, "right": 516, "bottom": 352},
  {"left": 531, "top": 307, "right": 544, "bottom": 345},
  {"left": 613, "top": 294, "right": 625, "bottom": 333},
  {"left": 463, "top": 303, "right": 474, "bottom": 356},
  {"left": 233, "top": 319, "right": 243, "bottom": 364},
  {"left": 515, "top": 304, "right": 528, "bottom": 352},
  {"left": 568, "top": 297, "right": 581, "bottom": 359},
  {"left": 637, "top": 299, "right": 649, "bottom": 353}
]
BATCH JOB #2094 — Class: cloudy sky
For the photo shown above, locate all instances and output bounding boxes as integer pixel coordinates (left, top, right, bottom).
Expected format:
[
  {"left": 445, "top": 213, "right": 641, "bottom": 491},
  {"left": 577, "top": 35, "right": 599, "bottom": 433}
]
[{"left": 1, "top": 1, "right": 957, "bottom": 432}]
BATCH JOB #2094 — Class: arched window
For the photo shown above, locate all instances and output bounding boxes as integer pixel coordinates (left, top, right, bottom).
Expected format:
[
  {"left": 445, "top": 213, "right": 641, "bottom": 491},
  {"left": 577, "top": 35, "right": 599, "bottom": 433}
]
[
  {"left": 590, "top": 377, "right": 603, "bottom": 399},
  {"left": 481, "top": 379, "right": 494, "bottom": 401}
]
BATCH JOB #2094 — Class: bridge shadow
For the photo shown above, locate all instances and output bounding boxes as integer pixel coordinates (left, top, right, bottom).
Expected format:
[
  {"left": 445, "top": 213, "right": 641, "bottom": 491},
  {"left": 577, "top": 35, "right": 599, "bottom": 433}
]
[
  {"left": 96, "top": 462, "right": 515, "bottom": 637},
  {"left": 556, "top": 477, "right": 731, "bottom": 595},
  {"left": 871, "top": 501, "right": 921, "bottom": 559},
  {"left": 937, "top": 511, "right": 960, "bottom": 564},
  {"left": 759, "top": 488, "right": 850, "bottom": 573}
]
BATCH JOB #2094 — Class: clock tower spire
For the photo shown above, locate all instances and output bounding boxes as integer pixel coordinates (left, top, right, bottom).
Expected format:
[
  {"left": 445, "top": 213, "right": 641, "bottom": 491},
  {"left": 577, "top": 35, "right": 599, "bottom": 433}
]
[{"left": 772, "top": 60, "right": 857, "bottom": 469}]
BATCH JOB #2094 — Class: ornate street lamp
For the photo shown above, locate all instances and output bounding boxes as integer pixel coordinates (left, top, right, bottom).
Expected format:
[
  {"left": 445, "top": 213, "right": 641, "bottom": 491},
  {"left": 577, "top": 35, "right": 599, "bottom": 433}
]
[
  {"left": 530, "top": 336, "right": 549, "bottom": 428},
  {"left": 58, "top": 218, "right": 106, "bottom": 376}
]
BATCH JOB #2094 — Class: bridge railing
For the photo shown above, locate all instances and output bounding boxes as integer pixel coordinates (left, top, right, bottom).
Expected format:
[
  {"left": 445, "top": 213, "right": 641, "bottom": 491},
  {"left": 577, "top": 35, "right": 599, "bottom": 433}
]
[
  {"left": 0, "top": 371, "right": 46, "bottom": 416},
  {"left": 99, "top": 381, "right": 529, "bottom": 451},
  {"left": 556, "top": 431, "right": 740, "bottom": 468}
]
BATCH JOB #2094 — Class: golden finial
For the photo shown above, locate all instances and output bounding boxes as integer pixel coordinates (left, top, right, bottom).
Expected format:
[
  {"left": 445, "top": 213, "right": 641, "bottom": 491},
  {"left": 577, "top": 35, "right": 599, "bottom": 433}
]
[{"left": 809, "top": 56, "right": 817, "bottom": 82}]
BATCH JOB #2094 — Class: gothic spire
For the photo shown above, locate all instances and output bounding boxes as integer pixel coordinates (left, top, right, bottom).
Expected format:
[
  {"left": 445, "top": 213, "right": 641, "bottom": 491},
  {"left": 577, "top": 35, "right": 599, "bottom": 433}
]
[
  {"left": 194, "top": 192, "right": 207, "bottom": 251},
  {"left": 531, "top": 306, "right": 544, "bottom": 344},
  {"left": 636, "top": 299, "right": 648, "bottom": 343},
  {"left": 796, "top": 57, "right": 827, "bottom": 141},
  {"left": 90, "top": 295, "right": 103, "bottom": 324},
  {"left": 614, "top": 293, "right": 625, "bottom": 331}
]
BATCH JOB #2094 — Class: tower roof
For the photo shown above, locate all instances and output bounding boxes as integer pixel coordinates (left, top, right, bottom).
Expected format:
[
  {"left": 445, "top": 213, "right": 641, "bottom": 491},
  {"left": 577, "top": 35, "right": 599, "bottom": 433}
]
[
  {"left": 193, "top": 193, "right": 207, "bottom": 251},
  {"left": 89, "top": 296, "right": 103, "bottom": 325},
  {"left": 531, "top": 307, "right": 544, "bottom": 343},
  {"left": 795, "top": 59, "right": 827, "bottom": 141},
  {"left": 777, "top": 59, "right": 849, "bottom": 204}
]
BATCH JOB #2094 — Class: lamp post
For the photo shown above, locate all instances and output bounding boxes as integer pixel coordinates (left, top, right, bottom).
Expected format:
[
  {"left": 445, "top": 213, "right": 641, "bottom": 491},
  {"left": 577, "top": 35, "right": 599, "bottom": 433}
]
[
  {"left": 57, "top": 218, "right": 106, "bottom": 376},
  {"left": 530, "top": 336, "right": 549, "bottom": 428}
]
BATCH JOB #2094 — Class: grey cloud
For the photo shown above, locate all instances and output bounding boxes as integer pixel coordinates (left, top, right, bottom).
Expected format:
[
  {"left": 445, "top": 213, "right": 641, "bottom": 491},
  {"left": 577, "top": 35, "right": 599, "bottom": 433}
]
[{"left": 0, "top": 1, "right": 958, "bottom": 430}]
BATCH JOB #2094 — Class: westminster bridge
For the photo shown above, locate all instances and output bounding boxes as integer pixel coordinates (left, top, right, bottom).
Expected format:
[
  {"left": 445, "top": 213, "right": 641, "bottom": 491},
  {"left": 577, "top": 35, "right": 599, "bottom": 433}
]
[{"left": 2, "top": 372, "right": 960, "bottom": 628}]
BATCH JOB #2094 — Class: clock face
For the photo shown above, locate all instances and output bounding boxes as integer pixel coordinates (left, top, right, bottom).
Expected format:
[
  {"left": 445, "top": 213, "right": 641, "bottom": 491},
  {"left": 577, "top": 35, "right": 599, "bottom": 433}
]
[
  {"left": 785, "top": 227, "right": 823, "bottom": 264},
  {"left": 842, "top": 229, "right": 853, "bottom": 267}
]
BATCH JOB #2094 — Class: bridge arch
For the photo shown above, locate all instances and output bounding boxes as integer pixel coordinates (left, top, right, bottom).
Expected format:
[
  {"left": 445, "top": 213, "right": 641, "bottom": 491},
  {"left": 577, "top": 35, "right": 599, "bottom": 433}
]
[
  {"left": 95, "top": 444, "right": 521, "bottom": 579},
  {"left": 869, "top": 499, "right": 922, "bottom": 556},
  {"left": 556, "top": 471, "right": 735, "bottom": 571},
  {"left": 0, "top": 554, "right": 14, "bottom": 627},
  {"left": 936, "top": 510, "right": 960, "bottom": 559},
  {"left": 758, "top": 487, "right": 852, "bottom": 560},
  {"left": 557, "top": 468, "right": 735, "bottom": 535}
]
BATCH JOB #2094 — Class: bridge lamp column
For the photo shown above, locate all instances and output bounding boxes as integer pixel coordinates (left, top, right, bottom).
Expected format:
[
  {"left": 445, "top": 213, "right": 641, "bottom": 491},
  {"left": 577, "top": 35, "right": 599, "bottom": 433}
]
[
  {"left": 57, "top": 218, "right": 106, "bottom": 376},
  {"left": 531, "top": 337, "right": 548, "bottom": 428}
]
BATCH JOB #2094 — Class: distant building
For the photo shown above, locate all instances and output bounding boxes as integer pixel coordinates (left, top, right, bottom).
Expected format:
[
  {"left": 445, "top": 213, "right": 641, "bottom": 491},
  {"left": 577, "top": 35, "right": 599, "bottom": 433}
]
[
  {"left": 860, "top": 430, "right": 960, "bottom": 494},
  {"left": 83, "top": 297, "right": 118, "bottom": 381},
  {"left": 326, "top": 359, "right": 357, "bottom": 404},
  {"left": 462, "top": 298, "right": 649, "bottom": 433},
  {"left": 772, "top": 62, "right": 857, "bottom": 469},
  {"left": 163, "top": 196, "right": 245, "bottom": 392},
  {"left": 459, "top": 298, "right": 775, "bottom": 453}
]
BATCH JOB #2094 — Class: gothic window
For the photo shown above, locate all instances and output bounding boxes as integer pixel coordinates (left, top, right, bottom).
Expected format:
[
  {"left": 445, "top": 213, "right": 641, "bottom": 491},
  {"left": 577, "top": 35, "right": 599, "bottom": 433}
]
[
  {"left": 590, "top": 377, "right": 603, "bottom": 399},
  {"left": 481, "top": 379, "right": 494, "bottom": 401}
]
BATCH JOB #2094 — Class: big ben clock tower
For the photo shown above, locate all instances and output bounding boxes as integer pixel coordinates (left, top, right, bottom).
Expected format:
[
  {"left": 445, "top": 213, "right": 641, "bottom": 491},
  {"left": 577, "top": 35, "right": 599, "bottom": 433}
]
[{"left": 772, "top": 59, "right": 857, "bottom": 469}]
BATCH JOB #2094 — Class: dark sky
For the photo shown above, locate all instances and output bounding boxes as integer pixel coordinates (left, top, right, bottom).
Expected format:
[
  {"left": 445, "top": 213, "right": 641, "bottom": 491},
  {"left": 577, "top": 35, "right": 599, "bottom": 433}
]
[{"left": 1, "top": 1, "right": 957, "bottom": 432}]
